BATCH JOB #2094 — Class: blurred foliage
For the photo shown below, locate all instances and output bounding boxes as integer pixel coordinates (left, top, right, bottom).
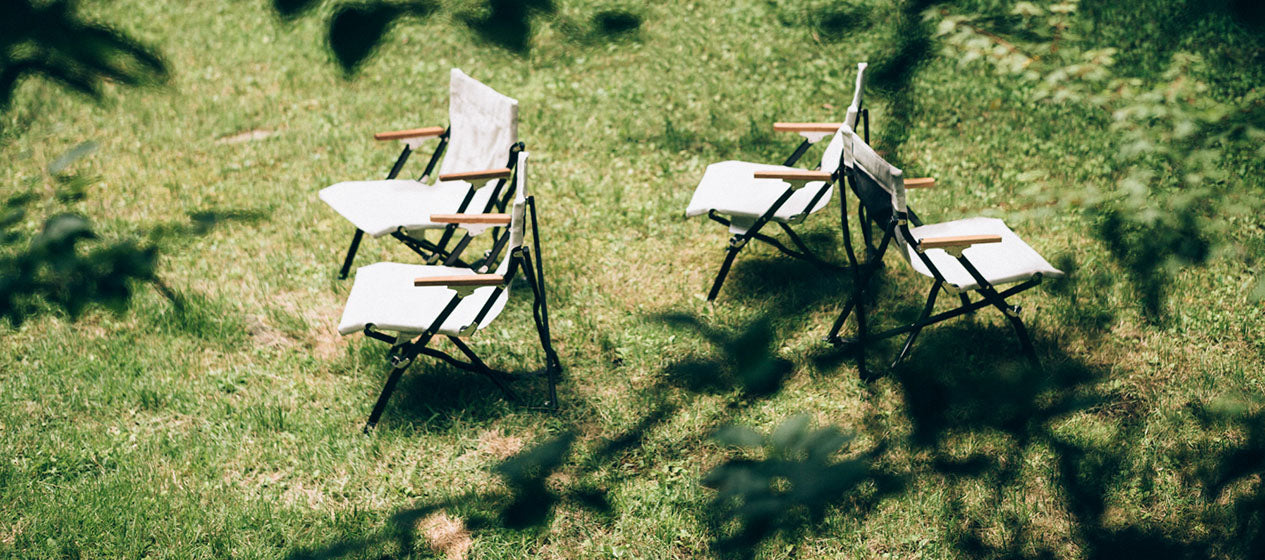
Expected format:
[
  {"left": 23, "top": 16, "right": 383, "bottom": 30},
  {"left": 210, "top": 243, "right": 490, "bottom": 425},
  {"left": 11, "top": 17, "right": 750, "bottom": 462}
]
[
  {"left": 271, "top": 0, "right": 643, "bottom": 73},
  {"left": 704, "top": 416, "right": 880, "bottom": 557},
  {"left": 0, "top": 0, "right": 168, "bottom": 111},
  {"left": 0, "top": 142, "right": 160, "bottom": 326},
  {"left": 934, "top": 0, "right": 1265, "bottom": 316}
]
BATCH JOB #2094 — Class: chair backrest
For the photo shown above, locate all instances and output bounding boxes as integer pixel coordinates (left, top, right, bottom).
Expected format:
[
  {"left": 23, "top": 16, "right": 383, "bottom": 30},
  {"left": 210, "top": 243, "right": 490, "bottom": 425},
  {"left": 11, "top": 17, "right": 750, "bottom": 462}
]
[
  {"left": 843, "top": 127, "right": 906, "bottom": 227},
  {"left": 440, "top": 69, "right": 519, "bottom": 176},
  {"left": 494, "top": 150, "right": 529, "bottom": 276},
  {"left": 819, "top": 62, "right": 868, "bottom": 175}
]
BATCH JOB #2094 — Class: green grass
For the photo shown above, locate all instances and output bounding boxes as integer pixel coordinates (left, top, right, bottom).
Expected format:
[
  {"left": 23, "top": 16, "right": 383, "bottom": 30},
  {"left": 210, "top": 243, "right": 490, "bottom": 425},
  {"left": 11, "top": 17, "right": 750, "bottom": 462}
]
[{"left": 2, "top": 0, "right": 1264, "bottom": 558}]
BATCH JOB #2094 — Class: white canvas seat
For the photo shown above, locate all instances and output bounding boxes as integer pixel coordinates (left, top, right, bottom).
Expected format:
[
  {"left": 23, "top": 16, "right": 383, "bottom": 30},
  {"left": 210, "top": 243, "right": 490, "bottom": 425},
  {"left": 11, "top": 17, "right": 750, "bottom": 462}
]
[
  {"left": 320, "top": 178, "right": 497, "bottom": 238},
  {"left": 826, "top": 126, "right": 1063, "bottom": 378},
  {"left": 338, "top": 152, "right": 561, "bottom": 430},
  {"left": 322, "top": 68, "right": 520, "bottom": 277},
  {"left": 686, "top": 63, "right": 867, "bottom": 300},
  {"left": 686, "top": 160, "right": 834, "bottom": 226},
  {"left": 337, "top": 262, "right": 509, "bottom": 336},
  {"left": 903, "top": 217, "right": 1063, "bottom": 292}
]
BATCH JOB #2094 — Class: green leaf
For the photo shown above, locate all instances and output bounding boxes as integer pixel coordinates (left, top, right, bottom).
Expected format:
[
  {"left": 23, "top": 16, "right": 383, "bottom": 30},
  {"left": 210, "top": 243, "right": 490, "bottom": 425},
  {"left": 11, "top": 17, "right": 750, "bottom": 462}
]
[{"left": 713, "top": 425, "right": 763, "bottom": 448}]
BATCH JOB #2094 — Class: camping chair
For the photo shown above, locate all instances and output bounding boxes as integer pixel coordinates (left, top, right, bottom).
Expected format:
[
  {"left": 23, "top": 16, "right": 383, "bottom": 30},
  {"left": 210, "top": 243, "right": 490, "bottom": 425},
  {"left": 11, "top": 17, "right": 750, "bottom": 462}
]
[
  {"left": 684, "top": 62, "right": 872, "bottom": 301},
  {"left": 321, "top": 68, "right": 521, "bottom": 278},
  {"left": 336, "top": 152, "right": 561, "bottom": 431},
  {"left": 824, "top": 127, "right": 1063, "bottom": 379}
]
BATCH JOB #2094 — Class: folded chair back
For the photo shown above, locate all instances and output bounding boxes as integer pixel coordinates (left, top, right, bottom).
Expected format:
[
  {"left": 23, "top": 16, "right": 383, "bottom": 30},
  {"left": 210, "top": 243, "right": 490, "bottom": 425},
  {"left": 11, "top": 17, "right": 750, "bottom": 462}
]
[
  {"left": 441, "top": 69, "right": 519, "bottom": 177},
  {"left": 815, "top": 62, "right": 867, "bottom": 183},
  {"left": 455, "top": 151, "right": 530, "bottom": 331},
  {"left": 843, "top": 127, "right": 906, "bottom": 229}
]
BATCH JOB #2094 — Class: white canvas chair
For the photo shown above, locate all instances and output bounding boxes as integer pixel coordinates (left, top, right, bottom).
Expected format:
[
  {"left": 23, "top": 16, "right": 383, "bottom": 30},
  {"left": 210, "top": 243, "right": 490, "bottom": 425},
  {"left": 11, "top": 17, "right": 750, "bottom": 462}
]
[
  {"left": 825, "top": 126, "right": 1064, "bottom": 378},
  {"left": 336, "top": 152, "right": 560, "bottom": 430},
  {"left": 684, "top": 63, "right": 871, "bottom": 301},
  {"left": 321, "top": 68, "right": 522, "bottom": 279}
]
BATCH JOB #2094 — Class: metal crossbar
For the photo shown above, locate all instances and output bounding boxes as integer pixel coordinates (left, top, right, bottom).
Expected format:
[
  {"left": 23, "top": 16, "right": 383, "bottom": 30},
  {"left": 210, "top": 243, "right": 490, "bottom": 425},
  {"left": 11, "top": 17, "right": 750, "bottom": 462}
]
[{"left": 360, "top": 196, "right": 560, "bottom": 431}]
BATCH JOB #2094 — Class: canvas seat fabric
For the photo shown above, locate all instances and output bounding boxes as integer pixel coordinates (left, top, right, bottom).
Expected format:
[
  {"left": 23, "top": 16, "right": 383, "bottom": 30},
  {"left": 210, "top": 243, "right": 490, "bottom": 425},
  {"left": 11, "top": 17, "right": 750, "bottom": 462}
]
[
  {"left": 319, "top": 178, "right": 497, "bottom": 237},
  {"left": 320, "top": 68, "right": 517, "bottom": 236},
  {"left": 686, "top": 126, "right": 847, "bottom": 229},
  {"left": 336, "top": 261, "right": 509, "bottom": 336},
  {"left": 902, "top": 217, "right": 1064, "bottom": 291}
]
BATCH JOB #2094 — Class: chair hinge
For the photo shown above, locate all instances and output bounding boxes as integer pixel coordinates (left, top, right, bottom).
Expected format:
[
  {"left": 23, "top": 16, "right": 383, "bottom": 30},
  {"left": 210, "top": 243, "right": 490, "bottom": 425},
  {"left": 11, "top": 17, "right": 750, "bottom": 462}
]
[
  {"left": 728, "top": 236, "right": 748, "bottom": 250},
  {"left": 390, "top": 354, "right": 412, "bottom": 368},
  {"left": 1005, "top": 305, "right": 1022, "bottom": 318}
]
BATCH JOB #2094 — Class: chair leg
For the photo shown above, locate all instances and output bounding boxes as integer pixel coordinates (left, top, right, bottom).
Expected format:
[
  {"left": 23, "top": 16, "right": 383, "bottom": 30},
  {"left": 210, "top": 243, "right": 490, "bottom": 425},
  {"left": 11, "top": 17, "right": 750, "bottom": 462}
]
[
  {"left": 959, "top": 293, "right": 973, "bottom": 314},
  {"left": 1004, "top": 307, "right": 1041, "bottom": 369},
  {"left": 338, "top": 229, "right": 365, "bottom": 279},
  {"left": 707, "top": 237, "right": 745, "bottom": 301},
  {"left": 365, "top": 361, "right": 409, "bottom": 432},
  {"left": 892, "top": 281, "right": 942, "bottom": 368}
]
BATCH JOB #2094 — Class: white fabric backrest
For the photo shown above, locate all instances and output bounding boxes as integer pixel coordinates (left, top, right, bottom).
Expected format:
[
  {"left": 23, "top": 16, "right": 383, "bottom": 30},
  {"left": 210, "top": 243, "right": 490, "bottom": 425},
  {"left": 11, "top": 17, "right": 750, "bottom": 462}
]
[
  {"left": 440, "top": 69, "right": 518, "bottom": 176},
  {"left": 843, "top": 127, "right": 906, "bottom": 214},
  {"left": 820, "top": 128, "right": 847, "bottom": 174},
  {"left": 819, "top": 62, "right": 868, "bottom": 173},
  {"left": 847, "top": 62, "right": 867, "bottom": 129},
  {"left": 494, "top": 151, "right": 529, "bottom": 276}
]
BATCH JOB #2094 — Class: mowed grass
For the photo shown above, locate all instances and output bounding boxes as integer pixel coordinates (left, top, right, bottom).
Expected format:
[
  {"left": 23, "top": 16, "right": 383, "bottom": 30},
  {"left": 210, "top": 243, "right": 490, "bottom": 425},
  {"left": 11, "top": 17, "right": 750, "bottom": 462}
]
[{"left": 2, "top": 0, "right": 1263, "bottom": 558}]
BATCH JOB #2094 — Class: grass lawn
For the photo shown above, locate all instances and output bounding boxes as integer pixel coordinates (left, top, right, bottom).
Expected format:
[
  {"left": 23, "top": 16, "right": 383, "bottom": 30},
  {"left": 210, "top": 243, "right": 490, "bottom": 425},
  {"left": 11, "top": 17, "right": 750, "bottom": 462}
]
[{"left": 2, "top": 0, "right": 1263, "bottom": 558}]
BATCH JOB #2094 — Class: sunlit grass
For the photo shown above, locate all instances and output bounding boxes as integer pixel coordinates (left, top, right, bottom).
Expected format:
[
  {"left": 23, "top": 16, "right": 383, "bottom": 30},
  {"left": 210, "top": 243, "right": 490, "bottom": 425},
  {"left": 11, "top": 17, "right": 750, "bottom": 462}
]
[{"left": 1, "top": 0, "right": 1262, "bottom": 558}]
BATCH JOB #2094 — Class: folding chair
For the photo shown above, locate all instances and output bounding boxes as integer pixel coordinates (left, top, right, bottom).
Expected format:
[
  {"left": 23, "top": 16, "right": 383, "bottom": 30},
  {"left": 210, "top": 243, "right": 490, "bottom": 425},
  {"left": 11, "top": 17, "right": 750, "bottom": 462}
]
[
  {"left": 336, "top": 152, "right": 561, "bottom": 431},
  {"left": 321, "top": 68, "right": 522, "bottom": 278},
  {"left": 824, "top": 127, "right": 1064, "bottom": 379},
  {"left": 684, "top": 63, "right": 872, "bottom": 301}
]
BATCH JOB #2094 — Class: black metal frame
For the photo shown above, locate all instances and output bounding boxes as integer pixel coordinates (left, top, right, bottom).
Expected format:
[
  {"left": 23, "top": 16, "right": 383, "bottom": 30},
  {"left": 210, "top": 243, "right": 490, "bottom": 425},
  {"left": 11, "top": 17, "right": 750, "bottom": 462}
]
[
  {"left": 704, "top": 108, "right": 871, "bottom": 301},
  {"left": 824, "top": 162, "right": 1044, "bottom": 380},
  {"left": 360, "top": 196, "right": 560, "bottom": 431},
  {"left": 336, "top": 132, "right": 527, "bottom": 278}
]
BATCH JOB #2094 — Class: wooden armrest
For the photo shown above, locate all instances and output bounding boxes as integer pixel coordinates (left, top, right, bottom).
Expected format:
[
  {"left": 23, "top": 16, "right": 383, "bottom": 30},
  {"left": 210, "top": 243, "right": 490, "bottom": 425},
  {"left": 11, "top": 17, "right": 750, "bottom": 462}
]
[
  {"left": 773, "top": 122, "right": 844, "bottom": 133},
  {"left": 429, "top": 213, "right": 511, "bottom": 225},
  {"left": 373, "top": 126, "right": 445, "bottom": 141},
  {"left": 414, "top": 274, "right": 505, "bottom": 288},
  {"left": 437, "top": 167, "right": 512, "bottom": 182},
  {"left": 918, "top": 234, "right": 1003, "bottom": 250},
  {"left": 754, "top": 169, "right": 833, "bottom": 182},
  {"left": 905, "top": 177, "right": 936, "bottom": 189}
]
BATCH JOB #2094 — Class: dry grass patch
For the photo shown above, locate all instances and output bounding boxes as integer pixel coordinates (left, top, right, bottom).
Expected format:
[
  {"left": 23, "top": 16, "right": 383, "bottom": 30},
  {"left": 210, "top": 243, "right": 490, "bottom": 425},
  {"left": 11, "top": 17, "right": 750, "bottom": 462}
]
[{"left": 418, "top": 511, "right": 473, "bottom": 560}]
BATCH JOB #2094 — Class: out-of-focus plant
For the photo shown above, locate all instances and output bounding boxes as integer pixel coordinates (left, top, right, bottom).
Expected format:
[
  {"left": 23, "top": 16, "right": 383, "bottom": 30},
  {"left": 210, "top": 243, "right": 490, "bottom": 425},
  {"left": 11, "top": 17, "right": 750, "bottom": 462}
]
[
  {"left": 272, "top": 0, "right": 642, "bottom": 73},
  {"left": 0, "top": 142, "right": 162, "bottom": 326},
  {"left": 704, "top": 415, "right": 878, "bottom": 557},
  {"left": 935, "top": 0, "right": 1265, "bottom": 316},
  {"left": 0, "top": 0, "right": 168, "bottom": 111}
]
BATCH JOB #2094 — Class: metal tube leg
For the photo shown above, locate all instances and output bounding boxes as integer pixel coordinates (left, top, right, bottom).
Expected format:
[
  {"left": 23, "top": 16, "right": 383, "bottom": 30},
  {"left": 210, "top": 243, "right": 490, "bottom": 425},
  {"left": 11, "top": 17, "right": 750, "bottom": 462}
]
[
  {"left": 1005, "top": 309, "right": 1040, "bottom": 369},
  {"left": 959, "top": 293, "right": 972, "bottom": 313},
  {"left": 826, "top": 294, "right": 858, "bottom": 343},
  {"left": 707, "top": 238, "right": 744, "bottom": 301},
  {"left": 365, "top": 363, "right": 408, "bottom": 432},
  {"left": 854, "top": 298, "right": 870, "bottom": 381},
  {"left": 338, "top": 229, "right": 365, "bottom": 279},
  {"left": 892, "top": 281, "right": 941, "bottom": 368}
]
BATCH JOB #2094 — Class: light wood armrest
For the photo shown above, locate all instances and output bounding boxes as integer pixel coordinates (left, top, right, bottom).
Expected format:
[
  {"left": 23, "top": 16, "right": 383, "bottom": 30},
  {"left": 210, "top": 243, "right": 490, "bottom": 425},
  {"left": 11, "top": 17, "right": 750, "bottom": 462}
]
[
  {"left": 373, "top": 126, "right": 445, "bottom": 141},
  {"left": 429, "top": 213, "right": 511, "bottom": 225},
  {"left": 773, "top": 122, "right": 844, "bottom": 133},
  {"left": 905, "top": 177, "right": 936, "bottom": 189},
  {"left": 754, "top": 169, "right": 833, "bottom": 182},
  {"left": 918, "top": 234, "right": 1002, "bottom": 250},
  {"left": 437, "top": 167, "right": 512, "bottom": 182},
  {"left": 414, "top": 274, "right": 505, "bottom": 288}
]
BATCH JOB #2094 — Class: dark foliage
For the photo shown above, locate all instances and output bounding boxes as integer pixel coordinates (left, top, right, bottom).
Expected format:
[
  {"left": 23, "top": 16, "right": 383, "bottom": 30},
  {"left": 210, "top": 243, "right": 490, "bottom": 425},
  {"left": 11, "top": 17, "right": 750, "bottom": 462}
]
[{"left": 0, "top": 0, "right": 168, "bottom": 110}]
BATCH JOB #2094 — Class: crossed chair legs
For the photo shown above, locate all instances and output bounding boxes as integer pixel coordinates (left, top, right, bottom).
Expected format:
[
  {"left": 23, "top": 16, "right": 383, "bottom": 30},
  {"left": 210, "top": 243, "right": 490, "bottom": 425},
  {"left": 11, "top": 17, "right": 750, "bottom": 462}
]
[
  {"left": 336, "top": 141, "right": 524, "bottom": 279},
  {"left": 357, "top": 198, "right": 561, "bottom": 432},
  {"left": 824, "top": 222, "right": 1044, "bottom": 380}
]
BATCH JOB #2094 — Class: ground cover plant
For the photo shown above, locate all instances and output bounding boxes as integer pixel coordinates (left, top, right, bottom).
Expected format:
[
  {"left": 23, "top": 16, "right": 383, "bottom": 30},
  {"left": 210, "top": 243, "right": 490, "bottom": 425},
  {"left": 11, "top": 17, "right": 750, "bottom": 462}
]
[{"left": 1, "top": 0, "right": 1263, "bottom": 558}]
